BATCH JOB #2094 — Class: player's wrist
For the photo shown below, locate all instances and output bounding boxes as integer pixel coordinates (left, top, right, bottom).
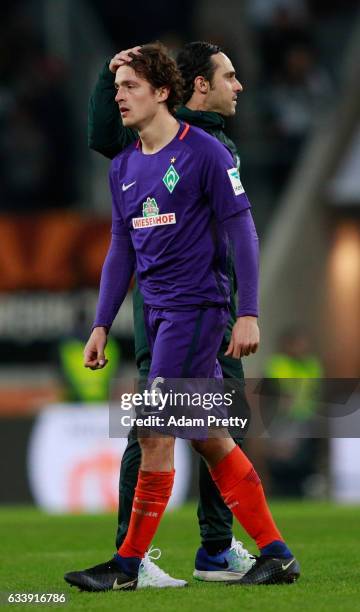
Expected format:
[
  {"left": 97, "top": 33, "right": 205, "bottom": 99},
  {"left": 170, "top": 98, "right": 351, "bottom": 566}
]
[{"left": 91, "top": 325, "right": 109, "bottom": 335}]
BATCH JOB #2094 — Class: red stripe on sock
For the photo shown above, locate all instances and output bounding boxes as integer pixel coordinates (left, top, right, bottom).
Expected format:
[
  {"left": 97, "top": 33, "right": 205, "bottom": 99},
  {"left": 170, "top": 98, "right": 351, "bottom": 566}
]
[{"left": 244, "top": 467, "right": 261, "bottom": 485}]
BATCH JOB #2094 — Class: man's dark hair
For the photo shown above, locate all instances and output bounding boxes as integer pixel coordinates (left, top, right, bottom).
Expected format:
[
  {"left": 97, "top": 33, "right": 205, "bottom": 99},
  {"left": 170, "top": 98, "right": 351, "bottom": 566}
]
[
  {"left": 176, "top": 41, "right": 222, "bottom": 104},
  {"left": 128, "top": 42, "right": 184, "bottom": 114}
]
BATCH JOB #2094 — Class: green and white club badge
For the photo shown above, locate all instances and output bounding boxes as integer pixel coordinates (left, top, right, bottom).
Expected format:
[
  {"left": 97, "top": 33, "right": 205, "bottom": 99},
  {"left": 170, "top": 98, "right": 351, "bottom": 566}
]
[{"left": 162, "top": 165, "right": 180, "bottom": 194}]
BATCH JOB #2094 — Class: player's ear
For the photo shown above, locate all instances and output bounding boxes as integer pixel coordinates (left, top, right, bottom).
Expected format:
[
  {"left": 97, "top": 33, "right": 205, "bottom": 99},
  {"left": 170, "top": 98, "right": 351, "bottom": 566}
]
[
  {"left": 157, "top": 86, "right": 170, "bottom": 103},
  {"left": 194, "top": 76, "right": 209, "bottom": 95}
]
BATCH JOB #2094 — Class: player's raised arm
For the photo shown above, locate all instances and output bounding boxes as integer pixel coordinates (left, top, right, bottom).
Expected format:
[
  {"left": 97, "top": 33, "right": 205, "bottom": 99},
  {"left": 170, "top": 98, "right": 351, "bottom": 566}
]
[{"left": 88, "top": 47, "right": 142, "bottom": 159}]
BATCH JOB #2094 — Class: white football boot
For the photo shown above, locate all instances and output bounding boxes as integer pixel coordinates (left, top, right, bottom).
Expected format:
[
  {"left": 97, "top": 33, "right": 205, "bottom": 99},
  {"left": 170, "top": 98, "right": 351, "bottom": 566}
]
[{"left": 137, "top": 546, "right": 188, "bottom": 588}]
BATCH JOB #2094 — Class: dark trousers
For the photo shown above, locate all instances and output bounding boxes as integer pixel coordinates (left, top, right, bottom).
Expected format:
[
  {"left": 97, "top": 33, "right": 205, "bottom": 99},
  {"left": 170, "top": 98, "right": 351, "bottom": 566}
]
[{"left": 116, "top": 352, "right": 248, "bottom": 548}]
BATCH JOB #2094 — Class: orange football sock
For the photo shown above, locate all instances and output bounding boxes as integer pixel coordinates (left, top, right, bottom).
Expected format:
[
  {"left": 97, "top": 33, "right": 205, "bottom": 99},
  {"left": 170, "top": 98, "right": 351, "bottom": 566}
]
[
  {"left": 210, "top": 446, "right": 283, "bottom": 549},
  {"left": 118, "top": 469, "right": 174, "bottom": 558}
]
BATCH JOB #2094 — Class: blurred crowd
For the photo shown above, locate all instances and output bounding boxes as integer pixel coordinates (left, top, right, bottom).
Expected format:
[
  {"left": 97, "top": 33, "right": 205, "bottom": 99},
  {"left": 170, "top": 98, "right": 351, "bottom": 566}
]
[
  {"left": 0, "top": 2, "right": 76, "bottom": 212},
  {"left": 251, "top": 1, "right": 334, "bottom": 193},
  {"left": 247, "top": 0, "right": 359, "bottom": 194}
]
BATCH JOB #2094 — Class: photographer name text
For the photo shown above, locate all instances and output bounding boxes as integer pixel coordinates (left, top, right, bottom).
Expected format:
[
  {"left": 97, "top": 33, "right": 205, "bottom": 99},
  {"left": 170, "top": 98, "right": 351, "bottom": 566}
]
[{"left": 119, "top": 415, "right": 248, "bottom": 428}]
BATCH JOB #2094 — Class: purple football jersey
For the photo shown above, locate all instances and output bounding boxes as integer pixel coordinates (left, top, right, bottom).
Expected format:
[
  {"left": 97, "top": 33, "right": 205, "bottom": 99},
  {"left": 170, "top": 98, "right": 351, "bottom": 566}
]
[{"left": 109, "top": 122, "right": 251, "bottom": 309}]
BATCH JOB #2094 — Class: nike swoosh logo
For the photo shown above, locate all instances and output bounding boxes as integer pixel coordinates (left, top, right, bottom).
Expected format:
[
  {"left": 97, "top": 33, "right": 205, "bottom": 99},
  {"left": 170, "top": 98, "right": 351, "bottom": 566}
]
[
  {"left": 122, "top": 181, "right": 136, "bottom": 192},
  {"left": 210, "top": 559, "right": 229, "bottom": 569},
  {"left": 113, "top": 578, "right": 136, "bottom": 590},
  {"left": 282, "top": 559, "right": 295, "bottom": 571}
]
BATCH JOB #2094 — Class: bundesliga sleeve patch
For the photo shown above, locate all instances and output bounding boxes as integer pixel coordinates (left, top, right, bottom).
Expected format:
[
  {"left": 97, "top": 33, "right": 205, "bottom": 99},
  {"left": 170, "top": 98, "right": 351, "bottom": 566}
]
[{"left": 227, "top": 168, "right": 245, "bottom": 196}]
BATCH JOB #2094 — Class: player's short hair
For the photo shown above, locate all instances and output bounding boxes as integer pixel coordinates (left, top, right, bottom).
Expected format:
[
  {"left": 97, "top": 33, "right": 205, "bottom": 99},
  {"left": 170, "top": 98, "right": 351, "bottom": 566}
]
[
  {"left": 176, "top": 41, "right": 222, "bottom": 104},
  {"left": 128, "top": 42, "right": 183, "bottom": 114}
]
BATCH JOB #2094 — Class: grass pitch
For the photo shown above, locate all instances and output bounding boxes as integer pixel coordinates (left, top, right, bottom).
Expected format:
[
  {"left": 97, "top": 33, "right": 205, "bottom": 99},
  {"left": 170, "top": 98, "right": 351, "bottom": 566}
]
[{"left": 0, "top": 502, "right": 359, "bottom": 611}]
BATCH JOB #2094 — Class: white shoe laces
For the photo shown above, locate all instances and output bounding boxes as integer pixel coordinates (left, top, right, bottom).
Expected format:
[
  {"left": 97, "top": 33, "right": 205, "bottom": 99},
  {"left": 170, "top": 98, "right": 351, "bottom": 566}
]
[
  {"left": 230, "top": 538, "right": 254, "bottom": 560},
  {"left": 140, "top": 546, "right": 172, "bottom": 579}
]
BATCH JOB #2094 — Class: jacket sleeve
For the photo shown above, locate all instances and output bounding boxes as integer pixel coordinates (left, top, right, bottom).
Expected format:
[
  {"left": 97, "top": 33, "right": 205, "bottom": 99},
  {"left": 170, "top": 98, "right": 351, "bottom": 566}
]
[{"left": 88, "top": 60, "right": 138, "bottom": 159}]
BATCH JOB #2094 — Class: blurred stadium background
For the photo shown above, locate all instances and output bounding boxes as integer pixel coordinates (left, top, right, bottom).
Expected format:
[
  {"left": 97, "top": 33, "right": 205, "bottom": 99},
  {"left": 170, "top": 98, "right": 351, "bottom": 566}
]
[{"left": 0, "top": 0, "right": 359, "bottom": 515}]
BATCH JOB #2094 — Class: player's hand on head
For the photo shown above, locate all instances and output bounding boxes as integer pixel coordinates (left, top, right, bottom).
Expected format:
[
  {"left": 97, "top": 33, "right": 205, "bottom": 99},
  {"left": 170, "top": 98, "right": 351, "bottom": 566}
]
[
  {"left": 109, "top": 46, "right": 142, "bottom": 73},
  {"left": 84, "top": 327, "right": 109, "bottom": 370},
  {"left": 225, "top": 316, "right": 260, "bottom": 359}
]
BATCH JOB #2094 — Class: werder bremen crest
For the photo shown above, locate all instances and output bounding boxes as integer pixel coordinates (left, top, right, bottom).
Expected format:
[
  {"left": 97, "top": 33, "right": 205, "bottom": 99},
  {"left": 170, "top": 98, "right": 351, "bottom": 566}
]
[
  {"left": 142, "top": 197, "right": 159, "bottom": 217},
  {"left": 162, "top": 164, "right": 180, "bottom": 194}
]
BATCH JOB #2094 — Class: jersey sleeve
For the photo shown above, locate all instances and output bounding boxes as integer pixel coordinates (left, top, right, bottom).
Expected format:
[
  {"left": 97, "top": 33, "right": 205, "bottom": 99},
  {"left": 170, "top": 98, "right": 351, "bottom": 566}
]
[
  {"left": 109, "top": 163, "right": 129, "bottom": 237},
  {"left": 92, "top": 163, "right": 135, "bottom": 331},
  {"left": 92, "top": 232, "right": 136, "bottom": 331},
  {"left": 202, "top": 141, "right": 251, "bottom": 222},
  {"left": 222, "top": 211, "right": 259, "bottom": 317}
]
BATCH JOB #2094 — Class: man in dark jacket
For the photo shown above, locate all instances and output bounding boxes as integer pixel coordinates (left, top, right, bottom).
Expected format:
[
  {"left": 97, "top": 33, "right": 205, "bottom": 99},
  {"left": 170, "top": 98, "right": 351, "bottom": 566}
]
[{"left": 87, "top": 41, "right": 257, "bottom": 587}]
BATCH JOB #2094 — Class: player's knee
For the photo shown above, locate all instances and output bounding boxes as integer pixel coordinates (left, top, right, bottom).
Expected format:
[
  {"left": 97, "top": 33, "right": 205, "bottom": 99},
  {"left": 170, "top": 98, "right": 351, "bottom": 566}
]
[
  {"left": 139, "top": 435, "right": 174, "bottom": 455},
  {"left": 191, "top": 438, "right": 234, "bottom": 465},
  {"left": 191, "top": 437, "right": 229, "bottom": 457},
  {"left": 139, "top": 435, "right": 174, "bottom": 471}
]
